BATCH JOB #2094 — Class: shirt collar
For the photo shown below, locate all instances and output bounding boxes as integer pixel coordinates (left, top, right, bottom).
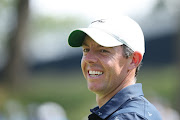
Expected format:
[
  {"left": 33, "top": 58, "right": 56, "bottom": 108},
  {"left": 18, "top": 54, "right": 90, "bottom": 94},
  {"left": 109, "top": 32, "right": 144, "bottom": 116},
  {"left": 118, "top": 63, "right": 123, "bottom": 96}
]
[{"left": 90, "top": 83, "right": 144, "bottom": 119}]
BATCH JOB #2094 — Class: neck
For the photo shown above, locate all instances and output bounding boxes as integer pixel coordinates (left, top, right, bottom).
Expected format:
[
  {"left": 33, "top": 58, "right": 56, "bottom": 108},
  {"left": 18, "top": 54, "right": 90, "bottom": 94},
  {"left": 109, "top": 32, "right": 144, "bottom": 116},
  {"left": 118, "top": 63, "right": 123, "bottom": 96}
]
[{"left": 96, "top": 72, "right": 136, "bottom": 108}]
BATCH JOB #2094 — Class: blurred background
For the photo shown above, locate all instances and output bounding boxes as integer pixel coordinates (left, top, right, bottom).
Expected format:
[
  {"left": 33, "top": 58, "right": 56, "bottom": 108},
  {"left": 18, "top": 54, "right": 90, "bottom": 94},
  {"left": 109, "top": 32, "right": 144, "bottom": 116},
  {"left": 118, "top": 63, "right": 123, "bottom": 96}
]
[{"left": 0, "top": 0, "right": 180, "bottom": 120}]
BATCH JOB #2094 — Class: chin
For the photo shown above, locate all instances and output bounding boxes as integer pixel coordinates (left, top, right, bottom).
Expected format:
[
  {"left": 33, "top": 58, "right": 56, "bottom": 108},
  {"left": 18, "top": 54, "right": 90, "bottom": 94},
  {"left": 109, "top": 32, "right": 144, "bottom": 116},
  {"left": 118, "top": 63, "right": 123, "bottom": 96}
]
[{"left": 87, "top": 83, "right": 103, "bottom": 94}]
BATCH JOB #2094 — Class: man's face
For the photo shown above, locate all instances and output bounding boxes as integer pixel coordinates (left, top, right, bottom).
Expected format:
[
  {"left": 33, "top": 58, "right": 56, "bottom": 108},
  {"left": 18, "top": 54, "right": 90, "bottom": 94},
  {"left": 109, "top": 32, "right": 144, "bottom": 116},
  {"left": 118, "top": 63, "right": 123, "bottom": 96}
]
[{"left": 81, "top": 36, "right": 131, "bottom": 95}]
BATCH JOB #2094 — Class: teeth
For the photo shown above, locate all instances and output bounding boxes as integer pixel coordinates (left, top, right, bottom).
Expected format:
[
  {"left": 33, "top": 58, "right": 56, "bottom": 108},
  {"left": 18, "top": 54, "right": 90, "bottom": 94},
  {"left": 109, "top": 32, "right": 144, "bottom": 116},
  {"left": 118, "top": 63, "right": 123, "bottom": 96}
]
[
  {"left": 90, "top": 75, "right": 99, "bottom": 77},
  {"left": 89, "top": 71, "right": 103, "bottom": 75}
]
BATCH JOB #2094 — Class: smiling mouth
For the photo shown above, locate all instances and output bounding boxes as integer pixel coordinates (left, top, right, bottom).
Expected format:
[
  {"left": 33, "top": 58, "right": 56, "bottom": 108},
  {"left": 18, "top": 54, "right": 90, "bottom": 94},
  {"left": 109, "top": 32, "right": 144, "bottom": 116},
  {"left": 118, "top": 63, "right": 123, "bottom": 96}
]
[{"left": 88, "top": 70, "right": 103, "bottom": 77}]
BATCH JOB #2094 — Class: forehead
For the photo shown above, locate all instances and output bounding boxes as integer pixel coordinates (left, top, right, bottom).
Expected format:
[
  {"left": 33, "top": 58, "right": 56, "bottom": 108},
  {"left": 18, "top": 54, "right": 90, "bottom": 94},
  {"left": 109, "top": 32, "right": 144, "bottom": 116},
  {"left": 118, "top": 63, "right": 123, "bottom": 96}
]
[
  {"left": 82, "top": 36, "right": 104, "bottom": 47},
  {"left": 82, "top": 36, "right": 124, "bottom": 53}
]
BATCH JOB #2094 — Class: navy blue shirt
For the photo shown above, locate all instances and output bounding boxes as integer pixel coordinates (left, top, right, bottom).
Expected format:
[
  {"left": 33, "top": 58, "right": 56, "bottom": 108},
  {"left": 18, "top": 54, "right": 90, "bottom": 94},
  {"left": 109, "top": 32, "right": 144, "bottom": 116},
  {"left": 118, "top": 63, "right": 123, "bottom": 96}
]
[{"left": 88, "top": 83, "right": 162, "bottom": 120}]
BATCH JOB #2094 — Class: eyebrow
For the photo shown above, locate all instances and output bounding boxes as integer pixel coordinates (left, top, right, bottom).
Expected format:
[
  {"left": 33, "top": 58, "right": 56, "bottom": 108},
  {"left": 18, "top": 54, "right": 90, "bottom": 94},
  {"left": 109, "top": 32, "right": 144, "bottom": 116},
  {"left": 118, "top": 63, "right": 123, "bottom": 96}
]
[{"left": 82, "top": 42, "right": 88, "bottom": 46}]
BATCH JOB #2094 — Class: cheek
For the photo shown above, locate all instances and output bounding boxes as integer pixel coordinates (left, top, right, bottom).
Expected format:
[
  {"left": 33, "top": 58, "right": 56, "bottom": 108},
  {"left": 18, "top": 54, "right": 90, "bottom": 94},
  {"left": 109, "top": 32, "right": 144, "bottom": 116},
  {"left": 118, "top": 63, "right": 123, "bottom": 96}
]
[
  {"left": 106, "top": 57, "right": 126, "bottom": 76},
  {"left": 81, "top": 57, "right": 86, "bottom": 76}
]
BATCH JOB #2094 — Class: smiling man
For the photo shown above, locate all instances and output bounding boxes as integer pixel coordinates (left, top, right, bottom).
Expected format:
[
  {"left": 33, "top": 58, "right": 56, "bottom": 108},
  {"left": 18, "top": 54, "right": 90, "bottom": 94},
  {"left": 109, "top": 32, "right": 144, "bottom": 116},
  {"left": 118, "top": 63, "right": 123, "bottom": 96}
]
[{"left": 68, "top": 16, "right": 162, "bottom": 120}]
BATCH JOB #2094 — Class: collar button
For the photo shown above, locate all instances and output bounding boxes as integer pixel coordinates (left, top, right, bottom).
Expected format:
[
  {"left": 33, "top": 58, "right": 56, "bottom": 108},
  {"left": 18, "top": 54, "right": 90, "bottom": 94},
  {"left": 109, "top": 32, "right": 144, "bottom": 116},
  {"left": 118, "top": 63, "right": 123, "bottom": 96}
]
[{"left": 98, "top": 112, "right": 102, "bottom": 116}]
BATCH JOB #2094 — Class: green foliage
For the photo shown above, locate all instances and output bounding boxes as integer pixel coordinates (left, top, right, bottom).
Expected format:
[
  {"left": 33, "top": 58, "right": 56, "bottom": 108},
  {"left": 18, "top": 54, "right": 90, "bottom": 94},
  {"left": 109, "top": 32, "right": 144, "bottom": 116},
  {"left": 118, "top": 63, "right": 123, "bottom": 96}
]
[
  {"left": 0, "top": 0, "right": 13, "bottom": 8},
  {"left": 29, "top": 15, "right": 88, "bottom": 33},
  {"left": 12, "top": 72, "right": 96, "bottom": 120},
  {"left": 138, "top": 65, "right": 178, "bottom": 103}
]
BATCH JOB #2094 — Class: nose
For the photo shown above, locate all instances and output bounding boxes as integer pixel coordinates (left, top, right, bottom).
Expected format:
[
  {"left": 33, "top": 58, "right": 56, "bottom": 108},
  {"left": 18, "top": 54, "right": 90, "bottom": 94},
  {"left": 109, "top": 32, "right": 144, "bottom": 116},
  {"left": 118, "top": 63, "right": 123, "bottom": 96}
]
[{"left": 82, "top": 50, "right": 98, "bottom": 64}]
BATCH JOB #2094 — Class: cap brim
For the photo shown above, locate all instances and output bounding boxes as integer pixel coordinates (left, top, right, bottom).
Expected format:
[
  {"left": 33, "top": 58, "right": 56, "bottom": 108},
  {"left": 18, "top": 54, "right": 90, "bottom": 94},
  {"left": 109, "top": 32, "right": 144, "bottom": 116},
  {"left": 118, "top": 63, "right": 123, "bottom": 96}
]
[{"left": 68, "top": 28, "right": 123, "bottom": 47}]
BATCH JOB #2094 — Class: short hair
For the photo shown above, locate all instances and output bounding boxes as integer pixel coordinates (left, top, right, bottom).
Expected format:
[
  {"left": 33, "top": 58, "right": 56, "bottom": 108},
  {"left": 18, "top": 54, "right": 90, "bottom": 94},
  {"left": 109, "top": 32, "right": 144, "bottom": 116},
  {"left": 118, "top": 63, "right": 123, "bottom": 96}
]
[{"left": 122, "top": 44, "right": 142, "bottom": 77}]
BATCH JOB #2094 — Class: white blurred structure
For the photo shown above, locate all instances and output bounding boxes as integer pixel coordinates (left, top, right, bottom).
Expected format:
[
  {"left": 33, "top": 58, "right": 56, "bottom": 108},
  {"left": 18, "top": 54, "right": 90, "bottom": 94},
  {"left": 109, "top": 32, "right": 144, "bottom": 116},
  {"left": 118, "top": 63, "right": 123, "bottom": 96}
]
[
  {"left": 37, "top": 102, "right": 68, "bottom": 120},
  {"left": 154, "top": 103, "right": 180, "bottom": 120},
  {"left": 151, "top": 98, "right": 180, "bottom": 120}
]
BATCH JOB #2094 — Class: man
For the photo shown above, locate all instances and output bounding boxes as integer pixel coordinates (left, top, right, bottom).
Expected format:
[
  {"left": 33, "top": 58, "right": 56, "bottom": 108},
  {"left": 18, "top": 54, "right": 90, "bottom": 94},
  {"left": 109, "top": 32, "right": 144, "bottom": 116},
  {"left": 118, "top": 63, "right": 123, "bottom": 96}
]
[{"left": 68, "top": 16, "right": 162, "bottom": 120}]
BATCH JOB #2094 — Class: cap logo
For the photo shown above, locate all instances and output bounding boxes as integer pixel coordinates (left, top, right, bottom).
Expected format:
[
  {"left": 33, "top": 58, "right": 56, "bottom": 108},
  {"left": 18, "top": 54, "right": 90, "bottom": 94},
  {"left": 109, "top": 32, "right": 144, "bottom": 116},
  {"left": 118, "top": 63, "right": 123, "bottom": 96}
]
[{"left": 91, "top": 19, "right": 106, "bottom": 24}]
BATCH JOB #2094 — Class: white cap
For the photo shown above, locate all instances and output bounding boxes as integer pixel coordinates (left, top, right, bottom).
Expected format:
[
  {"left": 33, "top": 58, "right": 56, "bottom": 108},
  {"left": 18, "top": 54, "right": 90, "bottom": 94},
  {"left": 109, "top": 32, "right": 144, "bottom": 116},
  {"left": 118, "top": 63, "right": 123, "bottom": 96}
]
[{"left": 68, "top": 16, "right": 145, "bottom": 56}]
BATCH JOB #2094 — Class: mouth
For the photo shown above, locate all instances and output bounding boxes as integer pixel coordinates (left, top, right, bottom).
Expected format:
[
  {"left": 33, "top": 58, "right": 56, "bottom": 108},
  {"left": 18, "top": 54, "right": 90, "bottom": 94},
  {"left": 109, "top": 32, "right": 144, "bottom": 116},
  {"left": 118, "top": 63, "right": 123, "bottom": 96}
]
[{"left": 88, "top": 70, "right": 103, "bottom": 77}]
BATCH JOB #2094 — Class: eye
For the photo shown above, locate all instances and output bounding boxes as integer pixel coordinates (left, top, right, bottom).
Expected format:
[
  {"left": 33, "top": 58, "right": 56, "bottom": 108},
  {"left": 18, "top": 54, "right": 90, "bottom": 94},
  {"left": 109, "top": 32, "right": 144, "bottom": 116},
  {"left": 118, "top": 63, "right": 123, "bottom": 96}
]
[
  {"left": 100, "top": 49, "right": 108, "bottom": 53},
  {"left": 83, "top": 48, "right": 89, "bottom": 52}
]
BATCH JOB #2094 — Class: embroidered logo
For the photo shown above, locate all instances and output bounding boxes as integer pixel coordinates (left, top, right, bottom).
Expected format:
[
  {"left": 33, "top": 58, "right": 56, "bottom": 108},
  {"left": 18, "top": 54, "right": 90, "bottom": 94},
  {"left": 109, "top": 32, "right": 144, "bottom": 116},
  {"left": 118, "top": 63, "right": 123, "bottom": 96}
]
[
  {"left": 91, "top": 19, "right": 106, "bottom": 24},
  {"left": 148, "top": 112, "right": 152, "bottom": 117}
]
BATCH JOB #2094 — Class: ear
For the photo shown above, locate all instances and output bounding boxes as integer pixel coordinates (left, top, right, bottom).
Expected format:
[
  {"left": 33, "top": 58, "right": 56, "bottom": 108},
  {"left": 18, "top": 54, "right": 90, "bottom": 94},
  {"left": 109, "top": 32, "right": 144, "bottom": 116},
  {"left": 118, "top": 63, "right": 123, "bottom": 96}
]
[{"left": 128, "top": 51, "right": 142, "bottom": 70}]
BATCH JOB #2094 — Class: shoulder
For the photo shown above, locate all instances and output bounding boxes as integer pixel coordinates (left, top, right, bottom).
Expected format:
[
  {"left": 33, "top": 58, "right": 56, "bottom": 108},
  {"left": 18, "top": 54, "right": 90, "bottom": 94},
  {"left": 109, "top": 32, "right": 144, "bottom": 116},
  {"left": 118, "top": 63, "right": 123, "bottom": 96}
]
[
  {"left": 108, "top": 112, "right": 147, "bottom": 120},
  {"left": 108, "top": 96, "right": 162, "bottom": 120}
]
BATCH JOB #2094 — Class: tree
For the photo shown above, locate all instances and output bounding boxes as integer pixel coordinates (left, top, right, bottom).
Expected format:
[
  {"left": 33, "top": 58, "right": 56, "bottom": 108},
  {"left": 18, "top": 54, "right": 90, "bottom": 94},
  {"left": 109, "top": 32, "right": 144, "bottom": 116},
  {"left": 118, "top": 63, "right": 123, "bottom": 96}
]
[{"left": 2, "top": 0, "right": 29, "bottom": 89}]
